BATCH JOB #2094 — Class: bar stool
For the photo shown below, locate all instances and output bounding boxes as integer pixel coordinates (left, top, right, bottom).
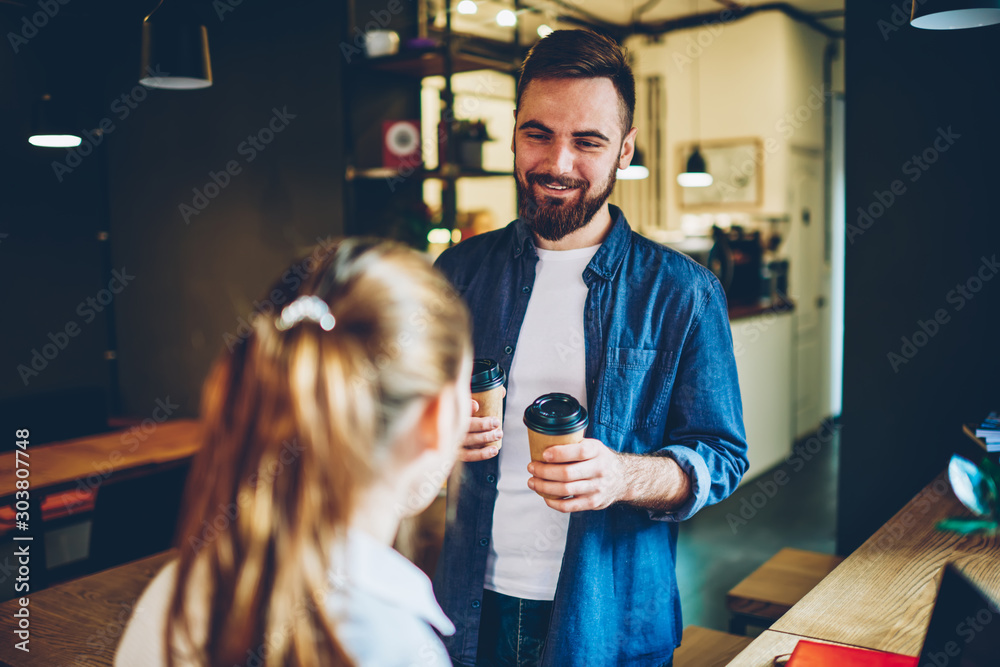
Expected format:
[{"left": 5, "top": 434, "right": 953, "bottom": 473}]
[
  {"left": 672, "top": 626, "right": 753, "bottom": 666},
  {"left": 726, "top": 547, "right": 844, "bottom": 635}
]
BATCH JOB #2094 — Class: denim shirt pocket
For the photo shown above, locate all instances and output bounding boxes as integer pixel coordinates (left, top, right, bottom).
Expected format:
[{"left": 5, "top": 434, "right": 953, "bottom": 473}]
[{"left": 597, "top": 347, "right": 675, "bottom": 434}]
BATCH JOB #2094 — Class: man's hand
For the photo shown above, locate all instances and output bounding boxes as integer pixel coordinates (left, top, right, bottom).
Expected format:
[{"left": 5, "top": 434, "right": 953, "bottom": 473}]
[
  {"left": 527, "top": 439, "right": 693, "bottom": 513},
  {"left": 459, "top": 396, "right": 504, "bottom": 463},
  {"left": 526, "top": 438, "right": 629, "bottom": 512}
]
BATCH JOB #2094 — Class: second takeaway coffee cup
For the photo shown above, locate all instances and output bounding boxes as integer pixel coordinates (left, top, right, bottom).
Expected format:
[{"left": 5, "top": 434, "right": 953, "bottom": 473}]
[
  {"left": 471, "top": 359, "right": 506, "bottom": 450},
  {"left": 523, "top": 393, "right": 589, "bottom": 500}
]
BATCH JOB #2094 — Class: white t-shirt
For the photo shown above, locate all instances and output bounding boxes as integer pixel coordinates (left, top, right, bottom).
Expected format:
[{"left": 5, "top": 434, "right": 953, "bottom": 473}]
[
  {"left": 484, "top": 244, "right": 599, "bottom": 601},
  {"left": 114, "top": 530, "right": 454, "bottom": 667}
]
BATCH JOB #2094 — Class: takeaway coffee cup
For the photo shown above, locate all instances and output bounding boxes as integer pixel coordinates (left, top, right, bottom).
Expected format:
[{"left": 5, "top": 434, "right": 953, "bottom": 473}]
[
  {"left": 471, "top": 359, "right": 506, "bottom": 451},
  {"left": 523, "top": 393, "right": 589, "bottom": 499}
]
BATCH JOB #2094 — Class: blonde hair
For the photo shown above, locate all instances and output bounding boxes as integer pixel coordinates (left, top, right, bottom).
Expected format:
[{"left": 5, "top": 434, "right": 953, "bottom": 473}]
[{"left": 165, "top": 238, "right": 471, "bottom": 667}]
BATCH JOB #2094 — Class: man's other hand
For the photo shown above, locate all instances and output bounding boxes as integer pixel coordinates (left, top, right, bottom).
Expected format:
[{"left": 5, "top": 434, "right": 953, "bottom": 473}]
[{"left": 459, "top": 394, "right": 505, "bottom": 463}]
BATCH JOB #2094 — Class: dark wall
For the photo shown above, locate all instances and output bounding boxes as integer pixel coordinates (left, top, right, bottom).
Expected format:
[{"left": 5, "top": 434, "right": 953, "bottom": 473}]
[
  {"left": 1, "top": 0, "right": 349, "bottom": 422},
  {"left": 839, "top": 2, "right": 1000, "bottom": 552}
]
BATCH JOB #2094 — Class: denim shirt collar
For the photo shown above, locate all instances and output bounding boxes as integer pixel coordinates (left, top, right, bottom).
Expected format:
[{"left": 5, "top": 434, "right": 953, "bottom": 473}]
[{"left": 512, "top": 205, "right": 632, "bottom": 282}]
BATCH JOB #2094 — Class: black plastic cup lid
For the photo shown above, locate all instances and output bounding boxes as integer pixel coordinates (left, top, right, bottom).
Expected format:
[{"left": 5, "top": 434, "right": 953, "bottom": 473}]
[
  {"left": 471, "top": 358, "right": 506, "bottom": 393},
  {"left": 523, "top": 393, "right": 588, "bottom": 436}
]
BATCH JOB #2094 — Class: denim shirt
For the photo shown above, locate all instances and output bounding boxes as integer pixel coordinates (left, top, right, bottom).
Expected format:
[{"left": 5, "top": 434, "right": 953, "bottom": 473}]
[{"left": 432, "top": 206, "right": 749, "bottom": 667}]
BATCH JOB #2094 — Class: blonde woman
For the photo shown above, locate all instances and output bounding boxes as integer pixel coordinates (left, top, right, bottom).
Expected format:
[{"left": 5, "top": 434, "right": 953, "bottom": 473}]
[{"left": 115, "top": 239, "right": 472, "bottom": 667}]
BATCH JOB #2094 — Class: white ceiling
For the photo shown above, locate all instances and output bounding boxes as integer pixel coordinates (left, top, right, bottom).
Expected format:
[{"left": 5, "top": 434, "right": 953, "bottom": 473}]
[{"left": 528, "top": 0, "right": 844, "bottom": 34}]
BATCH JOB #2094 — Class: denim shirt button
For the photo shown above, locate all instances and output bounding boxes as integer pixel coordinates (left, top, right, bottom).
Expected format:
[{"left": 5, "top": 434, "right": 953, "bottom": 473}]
[
  {"left": 504, "top": 345, "right": 513, "bottom": 355},
  {"left": 487, "top": 474, "right": 496, "bottom": 483},
  {"left": 472, "top": 600, "right": 481, "bottom": 609},
  {"left": 479, "top": 538, "right": 489, "bottom": 547},
  {"left": 521, "top": 286, "right": 531, "bottom": 294}
]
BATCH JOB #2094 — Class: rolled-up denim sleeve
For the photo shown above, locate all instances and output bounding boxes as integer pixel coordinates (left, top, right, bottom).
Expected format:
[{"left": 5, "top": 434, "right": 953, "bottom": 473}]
[{"left": 648, "top": 279, "right": 749, "bottom": 522}]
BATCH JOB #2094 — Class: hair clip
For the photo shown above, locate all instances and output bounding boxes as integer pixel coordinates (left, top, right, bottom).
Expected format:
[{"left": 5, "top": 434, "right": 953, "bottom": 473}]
[{"left": 276, "top": 295, "right": 336, "bottom": 331}]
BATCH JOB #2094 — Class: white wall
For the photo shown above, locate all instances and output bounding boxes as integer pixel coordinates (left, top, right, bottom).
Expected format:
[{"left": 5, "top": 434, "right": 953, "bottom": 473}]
[
  {"left": 731, "top": 311, "right": 795, "bottom": 479},
  {"left": 619, "top": 12, "right": 833, "bottom": 233}
]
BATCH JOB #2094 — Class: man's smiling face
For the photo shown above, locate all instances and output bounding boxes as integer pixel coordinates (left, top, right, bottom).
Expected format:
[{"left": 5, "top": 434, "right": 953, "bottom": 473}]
[{"left": 513, "top": 77, "right": 636, "bottom": 242}]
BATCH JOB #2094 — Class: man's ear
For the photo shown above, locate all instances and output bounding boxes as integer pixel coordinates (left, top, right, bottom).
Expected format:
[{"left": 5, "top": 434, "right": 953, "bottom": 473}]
[
  {"left": 618, "top": 126, "right": 638, "bottom": 170},
  {"left": 511, "top": 108, "right": 518, "bottom": 154}
]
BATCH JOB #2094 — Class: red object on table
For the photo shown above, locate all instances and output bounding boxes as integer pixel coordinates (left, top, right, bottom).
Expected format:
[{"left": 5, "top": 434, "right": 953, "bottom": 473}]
[{"left": 788, "top": 640, "right": 918, "bottom": 666}]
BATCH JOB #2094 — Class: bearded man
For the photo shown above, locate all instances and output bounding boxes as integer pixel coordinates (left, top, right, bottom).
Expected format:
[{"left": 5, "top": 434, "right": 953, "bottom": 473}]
[{"left": 432, "top": 29, "right": 749, "bottom": 667}]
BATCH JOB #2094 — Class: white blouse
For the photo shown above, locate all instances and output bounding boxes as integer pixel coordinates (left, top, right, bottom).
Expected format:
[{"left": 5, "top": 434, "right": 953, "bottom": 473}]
[{"left": 114, "top": 530, "right": 454, "bottom": 666}]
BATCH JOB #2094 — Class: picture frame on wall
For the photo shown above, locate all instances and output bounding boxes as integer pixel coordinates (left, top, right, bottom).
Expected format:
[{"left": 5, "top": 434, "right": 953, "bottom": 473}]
[{"left": 677, "top": 138, "right": 764, "bottom": 209}]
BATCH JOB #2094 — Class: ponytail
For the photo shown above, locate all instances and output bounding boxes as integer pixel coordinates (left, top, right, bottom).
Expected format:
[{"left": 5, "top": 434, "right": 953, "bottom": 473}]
[{"left": 165, "top": 239, "right": 470, "bottom": 667}]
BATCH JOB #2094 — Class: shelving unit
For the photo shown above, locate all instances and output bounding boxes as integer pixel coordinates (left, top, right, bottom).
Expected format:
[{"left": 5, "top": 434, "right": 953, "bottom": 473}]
[{"left": 342, "top": 0, "right": 523, "bottom": 243}]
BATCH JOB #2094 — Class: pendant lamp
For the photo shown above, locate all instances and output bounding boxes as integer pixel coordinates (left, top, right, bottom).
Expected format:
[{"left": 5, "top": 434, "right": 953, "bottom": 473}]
[
  {"left": 677, "top": 146, "right": 713, "bottom": 187},
  {"left": 677, "top": 0, "right": 712, "bottom": 188},
  {"left": 140, "top": 0, "right": 213, "bottom": 89},
  {"left": 28, "top": 94, "right": 82, "bottom": 148},
  {"left": 617, "top": 145, "right": 650, "bottom": 180},
  {"left": 911, "top": 1, "right": 1000, "bottom": 29}
]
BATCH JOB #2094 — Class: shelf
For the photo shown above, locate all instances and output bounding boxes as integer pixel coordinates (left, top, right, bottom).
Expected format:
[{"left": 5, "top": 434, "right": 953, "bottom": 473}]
[
  {"left": 346, "top": 165, "right": 513, "bottom": 181},
  {"left": 363, "top": 32, "right": 521, "bottom": 78}
]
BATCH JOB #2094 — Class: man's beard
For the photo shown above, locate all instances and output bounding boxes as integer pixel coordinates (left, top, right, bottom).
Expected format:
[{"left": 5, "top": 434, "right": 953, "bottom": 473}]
[{"left": 515, "top": 161, "right": 618, "bottom": 242}]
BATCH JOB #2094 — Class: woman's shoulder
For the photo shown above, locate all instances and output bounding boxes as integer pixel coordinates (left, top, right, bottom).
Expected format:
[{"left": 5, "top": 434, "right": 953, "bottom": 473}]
[{"left": 114, "top": 559, "right": 179, "bottom": 667}]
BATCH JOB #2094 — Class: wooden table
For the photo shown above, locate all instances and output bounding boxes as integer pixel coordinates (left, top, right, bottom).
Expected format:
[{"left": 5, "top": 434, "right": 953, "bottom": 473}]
[
  {"left": 0, "top": 419, "right": 203, "bottom": 503},
  {"left": 729, "top": 471, "right": 1000, "bottom": 665},
  {"left": 0, "top": 550, "right": 172, "bottom": 666}
]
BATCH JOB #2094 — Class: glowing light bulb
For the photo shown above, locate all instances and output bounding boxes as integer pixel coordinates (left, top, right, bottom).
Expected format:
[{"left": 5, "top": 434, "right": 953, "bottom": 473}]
[{"left": 496, "top": 9, "right": 516, "bottom": 27}]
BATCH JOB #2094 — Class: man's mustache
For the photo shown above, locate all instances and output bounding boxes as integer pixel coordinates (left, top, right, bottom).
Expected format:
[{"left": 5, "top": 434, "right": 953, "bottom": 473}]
[{"left": 524, "top": 171, "right": 589, "bottom": 191}]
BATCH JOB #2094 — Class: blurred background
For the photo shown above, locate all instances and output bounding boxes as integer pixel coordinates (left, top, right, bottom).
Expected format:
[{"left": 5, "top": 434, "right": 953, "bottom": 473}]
[{"left": 0, "top": 0, "right": 997, "bottom": 638}]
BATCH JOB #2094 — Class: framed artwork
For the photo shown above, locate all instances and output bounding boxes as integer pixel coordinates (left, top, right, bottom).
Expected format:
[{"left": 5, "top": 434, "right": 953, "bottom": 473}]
[{"left": 677, "top": 138, "right": 764, "bottom": 209}]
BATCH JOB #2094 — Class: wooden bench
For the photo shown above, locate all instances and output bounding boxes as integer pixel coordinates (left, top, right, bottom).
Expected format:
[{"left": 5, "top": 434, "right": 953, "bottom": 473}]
[
  {"left": 673, "top": 625, "right": 754, "bottom": 666},
  {"left": 726, "top": 547, "right": 844, "bottom": 635}
]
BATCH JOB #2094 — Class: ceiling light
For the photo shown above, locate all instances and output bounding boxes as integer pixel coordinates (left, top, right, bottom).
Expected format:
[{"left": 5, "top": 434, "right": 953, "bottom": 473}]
[
  {"left": 677, "top": 146, "right": 713, "bottom": 188},
  {"left": 617, "top": 146, "right": 650, "bottom": 180},
  {"left": 140, "top": 0, "right": 213, "bottom": 89},
  {"left": 457, "top": 0, "right": 478, "bottom": 14},
  {"left": 537, "top": 24, "right": 554, "bottom": 37},
  {"left": 911, "top": 2, "right": 1000, "bottom": 29},
  {"left": 496, "top": 9, "right": 517, "bottom": 27},
  {"left": 28, "top": 94, "right": 82, "bottom": 148}
]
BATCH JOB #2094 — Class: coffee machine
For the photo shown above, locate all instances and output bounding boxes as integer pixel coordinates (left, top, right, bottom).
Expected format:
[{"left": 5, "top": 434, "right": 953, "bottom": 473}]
[{"left": 708, "top": 225, "right": 763, "bottom": 307}]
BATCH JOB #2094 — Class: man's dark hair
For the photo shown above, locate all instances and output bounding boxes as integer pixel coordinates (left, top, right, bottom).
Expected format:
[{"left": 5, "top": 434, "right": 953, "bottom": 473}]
[{"left": 516, "top": 29, "right": 636, "bottom": 138}]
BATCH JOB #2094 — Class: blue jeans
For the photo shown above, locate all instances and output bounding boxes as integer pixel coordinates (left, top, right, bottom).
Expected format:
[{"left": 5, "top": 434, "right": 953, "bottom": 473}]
[{"left": 475, "top": 589, "right": 552, "bottom": 667}]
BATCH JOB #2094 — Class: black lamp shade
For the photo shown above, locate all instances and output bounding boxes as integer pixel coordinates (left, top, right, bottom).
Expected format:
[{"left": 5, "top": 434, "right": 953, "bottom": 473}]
[
  {"left": 685, "top": 146, "right": 708, "bottom": 174},
  {"left": 140, "top": 3, "right": 212, "bottom": 89},
  {"left": 911, "top": 1, "right": 1000, "bottom": 29},
  {"left": 677, "top": 145, "right": 713, "bottom": 188}
]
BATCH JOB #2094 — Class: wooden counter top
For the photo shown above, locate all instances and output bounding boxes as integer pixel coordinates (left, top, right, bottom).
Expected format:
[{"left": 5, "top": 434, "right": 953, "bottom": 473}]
[
  {"left": 0, "top": 419, "right": 203, "bottom": 503},
  {"left": 731, "top": 471, "right": 1000, "bottom": 664}
]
